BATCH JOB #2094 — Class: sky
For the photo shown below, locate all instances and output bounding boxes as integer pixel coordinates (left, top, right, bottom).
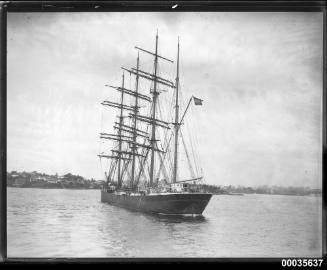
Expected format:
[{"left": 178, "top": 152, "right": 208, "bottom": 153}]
[{"left": 7, "top": 12, "right": 323, "bottom": 188}]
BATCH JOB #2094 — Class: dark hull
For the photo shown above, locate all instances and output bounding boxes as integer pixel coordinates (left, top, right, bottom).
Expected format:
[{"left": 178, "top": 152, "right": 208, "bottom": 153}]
[{"left": 101, "top": 191, "right": 212, "bottom": 215}]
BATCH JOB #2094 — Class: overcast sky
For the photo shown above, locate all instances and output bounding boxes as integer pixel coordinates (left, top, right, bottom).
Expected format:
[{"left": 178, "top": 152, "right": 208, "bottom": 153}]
[{"left": 7, "top": 12, "right": 323, "bottom": 188}]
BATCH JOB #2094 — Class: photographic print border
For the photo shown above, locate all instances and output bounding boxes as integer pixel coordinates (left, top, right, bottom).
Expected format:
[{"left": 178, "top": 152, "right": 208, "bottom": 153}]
[{"left": 0, "top": 0, "right": 326, "bottom": 265}]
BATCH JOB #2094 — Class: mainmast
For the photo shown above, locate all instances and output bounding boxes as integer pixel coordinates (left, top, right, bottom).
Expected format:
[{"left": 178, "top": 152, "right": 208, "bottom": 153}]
[
  {"left": 172, "top": 38, "right": 180, "bottom": 184},
  {"left": 110, "top": 32, "right": 174, "bottom": 189},
  {"left": 131, "top": 52, "right": 140, "bottom": 188},
  {"left": 117, "top": 72, "right": 125, "bottom": 188},
  {"left": 149, "top": 32, "right": 159, "bottom": 187}
]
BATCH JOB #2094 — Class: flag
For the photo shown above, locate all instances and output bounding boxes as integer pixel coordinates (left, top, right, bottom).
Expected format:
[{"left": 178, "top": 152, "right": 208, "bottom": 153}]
[{"left": 193, "top": 96, "right": 203, "bottom": 105}]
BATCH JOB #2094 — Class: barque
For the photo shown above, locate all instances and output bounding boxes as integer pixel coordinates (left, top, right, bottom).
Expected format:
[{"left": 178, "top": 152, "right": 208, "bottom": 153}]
[{"left": 99, "top": 33, "right": 212, "bottom": 215}]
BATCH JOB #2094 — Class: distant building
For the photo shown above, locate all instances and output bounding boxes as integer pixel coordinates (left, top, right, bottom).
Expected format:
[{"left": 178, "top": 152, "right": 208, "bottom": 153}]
[
  {"left": 45, "top": 177, "right": 59, "bottom": 184},
  {"left": 30, "top": 176, "right": 46, "bottom": 182},
  {"left": 12, "top": 178, "right": 27, "bottom": 187}
]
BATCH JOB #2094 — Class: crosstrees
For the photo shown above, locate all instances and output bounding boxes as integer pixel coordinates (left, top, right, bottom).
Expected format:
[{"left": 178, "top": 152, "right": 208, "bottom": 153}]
[
  {"left": 105, "top": 85, "right": 151, "bottom": 102},
  {"left": 128, "top": 113, "right": 170, "bottom": 129},
  {"left": 114, "top": 122, "right": 149, "bottom": 135},
  {"left": 121, "top": 67, "right": 175, "bottom": 88},
  {"left": 101, "top": 100, "right": 136, "bottom": 111},
  {"left": 131, "top": 68, "right": 174, "bottom": 86},
  {"left": 113, "top": 126, "right": 149, "bottom": 139},
  {"left": 134, "top": 46, "right": 174, "bottom": 63}
]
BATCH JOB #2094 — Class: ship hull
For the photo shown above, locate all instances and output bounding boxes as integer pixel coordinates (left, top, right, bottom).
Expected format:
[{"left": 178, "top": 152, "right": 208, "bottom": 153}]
[{"left": 101, "top": 191, "right": 212, "bottom": 215}]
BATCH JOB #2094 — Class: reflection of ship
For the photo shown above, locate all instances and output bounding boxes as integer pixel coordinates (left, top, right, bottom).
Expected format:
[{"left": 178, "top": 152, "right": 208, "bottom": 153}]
[
  {"left": 99, "top": 33, "right": 212, "bottom": 215},
  {"left": 228, "top": 193, "right": 244, "bottom": 196}
]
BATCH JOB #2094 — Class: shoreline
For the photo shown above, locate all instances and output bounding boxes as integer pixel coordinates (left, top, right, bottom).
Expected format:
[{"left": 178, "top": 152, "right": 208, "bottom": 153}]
[
  {"left": 7, "top": 186, "right": 100, "bottom": 190},
  {"left": 7, "top": 186, "right": 321, "bottom": 197}
]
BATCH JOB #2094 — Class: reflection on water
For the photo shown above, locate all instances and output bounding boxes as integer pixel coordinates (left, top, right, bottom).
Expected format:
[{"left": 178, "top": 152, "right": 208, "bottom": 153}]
[
  {"left": 7, "top": 188, "right": 322, "bottom": 258},
  {"left": 153, "top": 214, "right": 207, "bottom": 224}
]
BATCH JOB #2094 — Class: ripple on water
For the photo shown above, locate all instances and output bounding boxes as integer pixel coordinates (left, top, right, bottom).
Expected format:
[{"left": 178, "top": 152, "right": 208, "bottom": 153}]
[{"left": 7, "top": 188, "right": 322, "bottom": 258}]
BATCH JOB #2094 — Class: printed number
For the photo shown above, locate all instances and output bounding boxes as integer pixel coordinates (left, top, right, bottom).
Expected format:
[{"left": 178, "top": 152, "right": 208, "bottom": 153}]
[{"left": 282, "top": 259, "right": 324, "bottom": 267}]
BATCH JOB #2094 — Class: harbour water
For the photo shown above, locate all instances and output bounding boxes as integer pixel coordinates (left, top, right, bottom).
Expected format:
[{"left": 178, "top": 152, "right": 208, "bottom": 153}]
[{"left": 7, "top": 187, "right": 322, "bottom": 258}]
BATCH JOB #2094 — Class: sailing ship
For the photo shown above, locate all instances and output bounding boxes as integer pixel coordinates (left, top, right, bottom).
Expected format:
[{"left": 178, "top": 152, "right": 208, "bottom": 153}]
[{"left": 99, "top": 32, "right": 212, "bottom": 215}]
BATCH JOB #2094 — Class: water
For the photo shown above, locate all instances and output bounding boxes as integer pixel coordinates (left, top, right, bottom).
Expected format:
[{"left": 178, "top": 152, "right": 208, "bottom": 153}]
[{"left": 7, "top": 188, "right": 322, "bottom": 258}]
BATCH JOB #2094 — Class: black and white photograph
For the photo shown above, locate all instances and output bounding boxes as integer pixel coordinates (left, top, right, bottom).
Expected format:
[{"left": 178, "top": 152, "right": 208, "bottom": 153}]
[{"left": 4, "top": 7, "right": 324, "bottom": 260}]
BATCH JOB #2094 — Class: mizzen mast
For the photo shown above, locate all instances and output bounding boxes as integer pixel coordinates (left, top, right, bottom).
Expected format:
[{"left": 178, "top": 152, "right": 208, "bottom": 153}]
[{"left": 172, "top": 38, "right": 180, "bottom": 184}]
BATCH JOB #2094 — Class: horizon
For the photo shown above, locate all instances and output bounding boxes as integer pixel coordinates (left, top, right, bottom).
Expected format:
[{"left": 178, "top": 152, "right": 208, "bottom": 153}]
[{"left": 7, "top": 12, "right": 323, "bottom": 189}]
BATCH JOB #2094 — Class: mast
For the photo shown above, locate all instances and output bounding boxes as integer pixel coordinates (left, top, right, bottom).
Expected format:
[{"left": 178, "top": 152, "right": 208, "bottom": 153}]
[
  {"left": 149, "top": 32, "right": 159, "bottom": 187},
  {"left": 172, "top": 38, "right": 180, "bottom": 183},
  {"left": 115, "top": 32, "right": 174, "bottom": 188},
  {"left": 117, "top": 72, "right": 125, "bottom": 188},
  {"left": 131, "top": 52, "right": 140, "bottom": 188}
]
